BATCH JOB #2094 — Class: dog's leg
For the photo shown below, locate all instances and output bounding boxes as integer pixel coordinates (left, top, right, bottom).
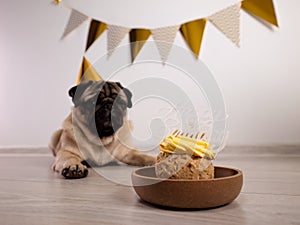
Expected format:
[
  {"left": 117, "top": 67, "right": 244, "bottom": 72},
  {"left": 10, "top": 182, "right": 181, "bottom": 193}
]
[
  {"left": 109, "top": 144, "right": 156, "bottom": 166},
  {"left": 120, "top": 150, "right": 156, "bottom": 166},
  {"left": 111, "top": 121, "right": 156, "bottom": 166},
  {"left": 52, "top": 151, "right": 89, "bottom": 179}
]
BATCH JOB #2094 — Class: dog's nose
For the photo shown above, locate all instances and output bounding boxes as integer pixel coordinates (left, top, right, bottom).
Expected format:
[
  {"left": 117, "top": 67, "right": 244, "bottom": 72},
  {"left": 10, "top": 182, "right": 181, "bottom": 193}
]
[{"left": 104, "top": 121, "right": 111, "bottom": 127}]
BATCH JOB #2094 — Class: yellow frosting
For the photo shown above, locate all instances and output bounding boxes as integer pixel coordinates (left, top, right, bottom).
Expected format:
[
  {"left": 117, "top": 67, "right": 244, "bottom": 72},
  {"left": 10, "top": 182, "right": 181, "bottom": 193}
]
[{"left": 159, "top": 134, "right": 215, "bottom": 160}]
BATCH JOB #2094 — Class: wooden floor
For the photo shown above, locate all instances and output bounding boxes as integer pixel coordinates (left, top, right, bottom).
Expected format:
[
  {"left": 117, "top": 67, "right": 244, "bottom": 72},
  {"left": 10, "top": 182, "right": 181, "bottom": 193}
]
[{"left": 0, "top": 147, "right": 299, "bottom": 225}]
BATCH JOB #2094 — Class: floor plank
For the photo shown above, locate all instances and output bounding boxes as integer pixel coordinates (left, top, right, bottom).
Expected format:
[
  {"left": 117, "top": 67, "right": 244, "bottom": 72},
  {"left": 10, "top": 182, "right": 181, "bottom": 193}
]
[{"left": 0, "top": 150, "right": 299, "bottom": 225}]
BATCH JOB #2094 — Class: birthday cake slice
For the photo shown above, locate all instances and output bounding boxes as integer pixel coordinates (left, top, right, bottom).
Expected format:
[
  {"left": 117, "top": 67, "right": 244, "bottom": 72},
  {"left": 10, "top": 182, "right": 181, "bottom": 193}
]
[{"left": 155, "top": 130, "right": 215, "bottom": 180}]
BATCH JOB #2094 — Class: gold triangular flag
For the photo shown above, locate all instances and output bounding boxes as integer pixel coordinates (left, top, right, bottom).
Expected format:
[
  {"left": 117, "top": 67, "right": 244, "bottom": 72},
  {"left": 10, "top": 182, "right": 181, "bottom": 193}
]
[
  {"left": 76, "top": 57, "right": 102, "bottom": 84},
  {"left": 180, "top": 19, "right": 207, "bottom": 58},
  {"left": 86, "top": 20, "right": 107, "bottom": 52},
  {"left": 61, "top": 9, "right": 89, "bottom": 39},
  {"left": 151, "top": 25, "right": 180, "bottom": 63},
  {"left": 129, "top": 29, "right": 151, "bottom": 63},
  {"left": 107, "top": 25, "right": 130, "bottom": 58},
  {"left": 242, "top": 0, "right": 278, "bottom": 27},
  {"left": 209, "top": 3, "right": 241, "bottom": 47}
]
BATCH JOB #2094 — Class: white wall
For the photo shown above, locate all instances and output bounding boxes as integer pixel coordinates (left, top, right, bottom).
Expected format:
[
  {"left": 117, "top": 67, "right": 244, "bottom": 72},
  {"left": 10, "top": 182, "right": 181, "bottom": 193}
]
[{"left": 0, "top": 0, "right": 299, "bottom": 147}]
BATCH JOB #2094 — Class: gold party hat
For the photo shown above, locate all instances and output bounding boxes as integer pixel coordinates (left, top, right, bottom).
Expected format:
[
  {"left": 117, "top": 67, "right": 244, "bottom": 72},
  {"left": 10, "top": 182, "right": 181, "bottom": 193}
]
[{"left": 76, "top": 57, "right": 102, "bottom": 84}]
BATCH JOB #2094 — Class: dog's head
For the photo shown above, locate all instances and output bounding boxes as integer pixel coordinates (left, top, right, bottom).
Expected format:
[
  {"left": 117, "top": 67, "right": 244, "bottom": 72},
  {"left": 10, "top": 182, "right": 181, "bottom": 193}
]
[{"left": 68, "top": 80, "right": 132, "bottom": 138}]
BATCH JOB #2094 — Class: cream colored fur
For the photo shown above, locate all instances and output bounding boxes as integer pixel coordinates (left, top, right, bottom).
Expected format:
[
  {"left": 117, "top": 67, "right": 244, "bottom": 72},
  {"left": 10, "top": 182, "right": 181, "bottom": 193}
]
[{"left": 49, "top": 112, "right": 155, "bottom": 178}]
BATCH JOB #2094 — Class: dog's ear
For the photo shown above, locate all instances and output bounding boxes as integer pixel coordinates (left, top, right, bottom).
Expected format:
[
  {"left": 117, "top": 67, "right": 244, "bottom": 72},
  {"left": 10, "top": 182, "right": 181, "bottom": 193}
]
[
  {"left": 68, "top": 85, "right": 79, "bottom": 106},
  {"left": 116, "top": 82, "right": 132, "bottom": 108},
  {"left": 116, "top": 82, "right": 124, "bottom": 89},
  {"left": 68, "top": 80, "right": 94, "bottom": 106},
  {"left": 68, "top": 85, "right": 77, "bottom": 99},
  {"left": 122, "top": 88, "right": 132, "bottom": 108}
]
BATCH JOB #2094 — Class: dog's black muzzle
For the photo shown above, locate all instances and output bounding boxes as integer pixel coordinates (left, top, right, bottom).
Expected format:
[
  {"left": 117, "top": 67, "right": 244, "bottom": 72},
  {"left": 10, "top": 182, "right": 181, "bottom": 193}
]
[{"left": 94, "top": 100, "right": 124, "bottom": 138}]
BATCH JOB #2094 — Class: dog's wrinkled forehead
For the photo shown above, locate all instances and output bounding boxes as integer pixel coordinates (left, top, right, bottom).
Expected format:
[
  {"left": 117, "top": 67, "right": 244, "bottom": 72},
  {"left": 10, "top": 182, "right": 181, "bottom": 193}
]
[
  {"left": 69, "top": 80, "right": 132, "bottom": 107},
  {"left": 98, "top": 81, "right": 124, "bottom": 102}
]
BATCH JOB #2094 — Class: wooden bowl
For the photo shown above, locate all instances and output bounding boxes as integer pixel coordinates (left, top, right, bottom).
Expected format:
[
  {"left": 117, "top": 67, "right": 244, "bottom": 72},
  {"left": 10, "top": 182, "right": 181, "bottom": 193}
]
[{"left": 131, "top": 166, "right": 243, "bottom": 209}]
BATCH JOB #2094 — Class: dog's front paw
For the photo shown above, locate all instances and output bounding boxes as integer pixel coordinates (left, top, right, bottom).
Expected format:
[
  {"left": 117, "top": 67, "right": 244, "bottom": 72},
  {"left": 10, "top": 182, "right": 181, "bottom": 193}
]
[
  {"left": 61, "top": 163, "right": 89, "bottom": 179},
  {"left": 144, "top": 155, "right": 156, "bottom": 166}
]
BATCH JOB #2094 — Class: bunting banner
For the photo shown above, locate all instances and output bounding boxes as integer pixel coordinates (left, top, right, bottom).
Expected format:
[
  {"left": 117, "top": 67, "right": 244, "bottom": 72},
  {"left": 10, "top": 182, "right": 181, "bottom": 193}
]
[
  {"left": 242, "top": 0, "right": 278, "bottom": 26},
  {"left": 85, "top": 20, "right": 107, "bottom": 52},
  {"left": 208, "top": 3, "right": 241, "bottom": 47},
  {"left": 61, "top": 9, "right": 89, "bottom": 39},
  {"left": 129, "top": 29, "right": 151, "bottom": 62},
  {"left": 56, "top": 0, "right": 278, "bottom": 81},
  {"left": 107, "top": 25, "right": 131, "bottom": 58},
  {"left": 180, "top": 19, "right": 207, "bottom": 59},
  {"left": 151, "top": 25, "right": 180, "bottom": 63}
]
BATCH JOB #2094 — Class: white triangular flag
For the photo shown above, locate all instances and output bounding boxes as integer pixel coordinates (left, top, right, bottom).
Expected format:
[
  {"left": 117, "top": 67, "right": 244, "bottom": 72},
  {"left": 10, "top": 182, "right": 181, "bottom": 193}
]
[
  {"left": 61, "top": 9, "right": 89, "bottom": 39},
  {"left": 107, "top": 25, "right": 130, "bottom": 58},
  {"left": 151, "top": 25, "right": 180, "bottom": 63},
  {"left": 209, "top": 3, "right": 241, "bottom": 47}
]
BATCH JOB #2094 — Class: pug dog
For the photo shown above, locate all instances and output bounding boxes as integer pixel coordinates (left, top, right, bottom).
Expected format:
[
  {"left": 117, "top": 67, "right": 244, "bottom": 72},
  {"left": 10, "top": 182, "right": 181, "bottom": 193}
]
[{"left": 49, "top": 80, "right": 156, "bottom": 179}]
